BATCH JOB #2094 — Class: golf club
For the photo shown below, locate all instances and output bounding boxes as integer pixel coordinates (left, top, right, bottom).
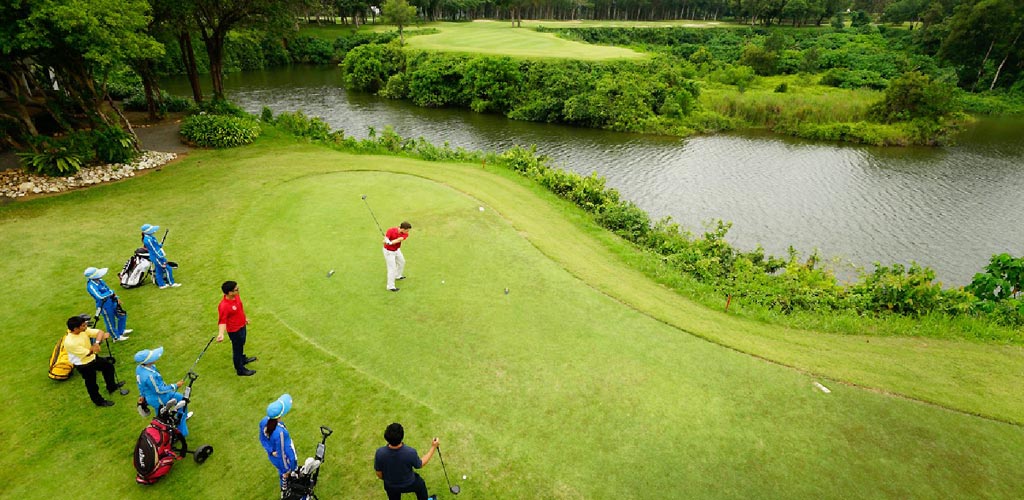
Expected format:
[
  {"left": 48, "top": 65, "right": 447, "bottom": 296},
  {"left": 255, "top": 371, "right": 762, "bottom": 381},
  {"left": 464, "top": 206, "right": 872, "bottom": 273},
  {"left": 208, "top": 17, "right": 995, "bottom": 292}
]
[
  {"left": 185, "top": 335, "right": 218, "bottom": 378},
  {"left": 436, "top": 446, "right": 460, "bottom": 495},
  {"left": 102, "top": 336, "right": 131, "bottom": 396},
  {"left": 360, "top": 194, "right": 385, "bottom": 237},
  {"left": 161, "top": 228, "right": 169, "bottom": 246}
]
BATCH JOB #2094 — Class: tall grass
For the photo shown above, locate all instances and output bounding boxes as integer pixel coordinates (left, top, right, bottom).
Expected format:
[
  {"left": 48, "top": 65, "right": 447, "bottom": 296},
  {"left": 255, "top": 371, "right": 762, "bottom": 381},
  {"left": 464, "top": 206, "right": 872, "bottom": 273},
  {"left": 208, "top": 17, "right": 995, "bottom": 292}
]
[{"left": 700, "top": 83, "right": 878, "bottom": 125}]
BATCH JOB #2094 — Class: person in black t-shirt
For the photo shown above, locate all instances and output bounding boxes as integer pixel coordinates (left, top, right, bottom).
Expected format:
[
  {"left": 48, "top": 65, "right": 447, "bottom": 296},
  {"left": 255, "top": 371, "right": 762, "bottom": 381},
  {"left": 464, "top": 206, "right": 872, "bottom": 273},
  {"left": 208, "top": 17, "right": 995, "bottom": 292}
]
[{"left": 373, "top": 422, "right": 439, "bottom": 500}]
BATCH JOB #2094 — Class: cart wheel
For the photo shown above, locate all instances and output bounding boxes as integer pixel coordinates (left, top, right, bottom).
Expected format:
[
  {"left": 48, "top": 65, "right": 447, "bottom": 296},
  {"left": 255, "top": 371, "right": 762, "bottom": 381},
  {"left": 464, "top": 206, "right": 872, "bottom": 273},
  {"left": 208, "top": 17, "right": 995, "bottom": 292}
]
[{"left": 194, "top": 445, "right": 213, "bottom": 464}]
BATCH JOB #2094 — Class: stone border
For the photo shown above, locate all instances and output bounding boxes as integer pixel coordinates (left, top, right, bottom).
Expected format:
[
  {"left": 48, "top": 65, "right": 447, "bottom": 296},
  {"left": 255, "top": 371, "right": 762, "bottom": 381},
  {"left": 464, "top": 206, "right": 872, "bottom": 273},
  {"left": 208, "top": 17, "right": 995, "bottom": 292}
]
[{"left": 0, "top": 151, "right": 177, "bottom": 199}]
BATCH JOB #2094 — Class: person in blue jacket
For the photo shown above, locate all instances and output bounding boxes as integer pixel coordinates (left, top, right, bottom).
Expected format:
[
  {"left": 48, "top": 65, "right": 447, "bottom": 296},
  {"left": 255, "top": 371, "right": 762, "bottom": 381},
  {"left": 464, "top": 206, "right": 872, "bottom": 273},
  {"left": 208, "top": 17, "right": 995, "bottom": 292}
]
[
  {"left": 260, "top": 394, "right": 298, "bottom": 490},
  {"left": 84, "top": 266, "right": 130, "bottom": 340},
  {"left": 141, "top": 224, "right": 180, "bottom": 289},
  {"left": 135, "top": 347, "right": 189, "bottom": 436}
]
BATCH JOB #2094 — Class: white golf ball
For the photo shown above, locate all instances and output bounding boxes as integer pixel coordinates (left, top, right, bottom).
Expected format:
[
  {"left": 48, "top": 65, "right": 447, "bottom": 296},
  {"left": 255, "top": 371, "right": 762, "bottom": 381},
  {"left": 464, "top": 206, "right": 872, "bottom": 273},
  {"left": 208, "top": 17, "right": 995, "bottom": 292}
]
[
  {"left": 462, "top": 475, "right": 467, "bottom": 480},
  {"left": 479, "top": 206, "right": 484, "bottom": 211},
  {"left": 441, "top": 280, "right": 445, "bottom": 284}
]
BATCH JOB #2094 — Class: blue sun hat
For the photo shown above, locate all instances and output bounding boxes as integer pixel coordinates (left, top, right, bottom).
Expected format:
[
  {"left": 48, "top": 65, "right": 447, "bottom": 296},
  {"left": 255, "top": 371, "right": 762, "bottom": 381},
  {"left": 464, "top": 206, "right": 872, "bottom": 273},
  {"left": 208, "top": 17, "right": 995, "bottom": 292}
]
[
  {"left": 266, "top": 394, "right": 293, "bottom": 419},
  {"left": 142, "top": 224, "right": 160, "bottom": 235},
  {"left": 134, "top": 347, "right": 164, "bottom": 364},
  {"left": 84, "top": 267, "right": 97, "bottom": 279},
  {"left": 84, "top": 267, "right": 108, "bottom": 279},
  {"left": 140, "top": 223, "right": 152, "bottom": 233}
]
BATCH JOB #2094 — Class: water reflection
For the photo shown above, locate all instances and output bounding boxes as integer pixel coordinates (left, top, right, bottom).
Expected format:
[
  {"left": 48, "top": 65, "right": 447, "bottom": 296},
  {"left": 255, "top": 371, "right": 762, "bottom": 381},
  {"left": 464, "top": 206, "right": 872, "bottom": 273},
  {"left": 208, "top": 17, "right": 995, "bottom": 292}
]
[{"left": 164, "top": 67, "right": 1024, "bottom": 285}]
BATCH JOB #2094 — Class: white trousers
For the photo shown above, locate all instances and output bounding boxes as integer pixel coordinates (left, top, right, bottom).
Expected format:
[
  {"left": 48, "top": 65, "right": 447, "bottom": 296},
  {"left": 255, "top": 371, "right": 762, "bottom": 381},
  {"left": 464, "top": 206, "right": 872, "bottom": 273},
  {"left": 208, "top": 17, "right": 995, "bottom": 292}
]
[{"left": 383, "top": 248, "right": 405, "bottom": 289}]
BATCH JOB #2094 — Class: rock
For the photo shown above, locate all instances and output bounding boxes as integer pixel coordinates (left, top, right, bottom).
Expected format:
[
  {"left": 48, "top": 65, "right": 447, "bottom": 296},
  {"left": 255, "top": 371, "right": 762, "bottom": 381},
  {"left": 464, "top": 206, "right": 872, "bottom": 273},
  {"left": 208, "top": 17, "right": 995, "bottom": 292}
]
[{"left": 18, "top": 182, "right": 34, "bottom": 193}]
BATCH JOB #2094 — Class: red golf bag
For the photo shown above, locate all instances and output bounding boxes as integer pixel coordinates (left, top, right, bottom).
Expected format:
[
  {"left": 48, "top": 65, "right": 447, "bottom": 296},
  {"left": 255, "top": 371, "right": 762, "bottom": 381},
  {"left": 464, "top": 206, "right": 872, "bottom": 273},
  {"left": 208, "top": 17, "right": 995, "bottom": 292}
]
[{"left": 133, "top": 418, "right": 181, "bottom": 484}]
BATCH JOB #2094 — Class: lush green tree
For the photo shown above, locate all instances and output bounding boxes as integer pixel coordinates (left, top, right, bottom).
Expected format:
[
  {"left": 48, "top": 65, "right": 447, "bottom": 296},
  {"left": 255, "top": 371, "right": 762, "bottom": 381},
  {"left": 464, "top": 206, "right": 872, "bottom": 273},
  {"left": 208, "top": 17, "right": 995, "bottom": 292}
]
[
  {"left": 937, "top": 0, "right": 1024, "bottom": 91},
  {"left": 869, "top": 70, "right": 959, "bottom": 122},
  {"left": 382, "top": 0, "right": 418, "bottom": 44},
  {"left": 0, "top": 0, "right": 161, "bottom": 148},
  {"left": 190, "top": 0, "right": 301, "bottom": 98}
]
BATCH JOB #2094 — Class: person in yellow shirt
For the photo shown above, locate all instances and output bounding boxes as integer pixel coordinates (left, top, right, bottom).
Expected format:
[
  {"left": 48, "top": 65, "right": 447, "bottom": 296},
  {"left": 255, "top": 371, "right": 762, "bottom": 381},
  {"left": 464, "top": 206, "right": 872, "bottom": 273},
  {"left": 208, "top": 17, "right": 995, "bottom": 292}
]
[{"left": 64, "top": 314, "right": 123, "bottom": 407}]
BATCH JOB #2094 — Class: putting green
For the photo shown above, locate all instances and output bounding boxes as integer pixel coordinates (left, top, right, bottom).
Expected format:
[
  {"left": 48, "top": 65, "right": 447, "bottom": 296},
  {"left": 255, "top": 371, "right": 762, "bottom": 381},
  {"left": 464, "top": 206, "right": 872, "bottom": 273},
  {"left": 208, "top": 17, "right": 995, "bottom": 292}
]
[
  {"left": 2, "top": 136, "right": 1023, "bottom": 498},
  {"left": 404, "top": 20, "right": 645, "bottom": 60}
]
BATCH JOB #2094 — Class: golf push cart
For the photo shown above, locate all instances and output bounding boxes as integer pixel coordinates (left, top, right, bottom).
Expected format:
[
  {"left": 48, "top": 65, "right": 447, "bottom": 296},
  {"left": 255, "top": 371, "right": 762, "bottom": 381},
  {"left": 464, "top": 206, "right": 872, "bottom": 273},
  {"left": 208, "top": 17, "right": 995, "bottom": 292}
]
[{"left": 133, "top": 370, "right": 213, "bottom": 484}]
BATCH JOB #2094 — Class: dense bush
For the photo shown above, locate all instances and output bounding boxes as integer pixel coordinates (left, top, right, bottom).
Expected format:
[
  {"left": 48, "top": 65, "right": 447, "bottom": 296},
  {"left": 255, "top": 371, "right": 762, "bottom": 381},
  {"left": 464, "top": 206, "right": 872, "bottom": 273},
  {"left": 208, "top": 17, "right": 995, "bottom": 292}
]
[
  {"left": 16, "top": 125, "right": 138, "bottom": 175},
  {"left": 273, "top": 111, "right": 333, "bottom": 141},
  {"left": 870, "top": 71, "right": 961, "bottom": 122},
  {"left": 345, "top": 49, "right": 703, "bottom": 135},
  {"left": 179, "top": 114, "right": 261, "bottom": 148},
  {"left": 341, "top": 43, "right": 406, "bottom": 93},
  {"left": 289, "top": 36, "right": 334, "bottom": 64}
]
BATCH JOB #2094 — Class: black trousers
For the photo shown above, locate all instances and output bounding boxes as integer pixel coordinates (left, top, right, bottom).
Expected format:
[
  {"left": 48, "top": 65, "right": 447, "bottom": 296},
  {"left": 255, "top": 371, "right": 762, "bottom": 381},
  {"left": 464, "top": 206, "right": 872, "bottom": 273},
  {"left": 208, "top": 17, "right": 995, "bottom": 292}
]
[
  {"left": 228, "top": 326, "right": 247, "bottom": 373},
  {"left": 384, "top": 473, "right": 429, "bottom": 500},
  {"left": 77, "top": 356, "right": 117, "bottom": 405}
]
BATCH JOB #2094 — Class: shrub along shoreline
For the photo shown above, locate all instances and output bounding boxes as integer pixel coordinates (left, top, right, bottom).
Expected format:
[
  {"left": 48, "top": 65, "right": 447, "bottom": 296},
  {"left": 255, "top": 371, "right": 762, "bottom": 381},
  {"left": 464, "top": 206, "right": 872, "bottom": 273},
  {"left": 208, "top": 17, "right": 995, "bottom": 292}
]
[{"left": 250, "top": 107, "right": 1023, "bottom": 344}]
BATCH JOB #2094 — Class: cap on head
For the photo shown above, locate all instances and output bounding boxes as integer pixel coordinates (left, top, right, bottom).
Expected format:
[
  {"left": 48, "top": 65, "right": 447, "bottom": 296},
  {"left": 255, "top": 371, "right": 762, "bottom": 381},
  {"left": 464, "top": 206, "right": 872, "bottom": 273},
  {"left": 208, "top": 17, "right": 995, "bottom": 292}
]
[
  {"left": 134, "top": 347, "right": 164, "bottom": 364},
  {"left": 266, "top": 393, "right": 293, "bottom": 419}
]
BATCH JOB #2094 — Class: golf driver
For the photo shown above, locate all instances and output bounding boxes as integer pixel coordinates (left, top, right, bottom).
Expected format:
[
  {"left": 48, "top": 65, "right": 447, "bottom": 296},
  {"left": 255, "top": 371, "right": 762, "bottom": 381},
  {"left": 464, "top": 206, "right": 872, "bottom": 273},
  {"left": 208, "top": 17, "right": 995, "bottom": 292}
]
[
  {"left": 436, "top": 446, "right": 460, "bottom": 495},
  {"left": 185, "top": 335, "right": 218, "bottom": 377},
  {"left": 361, "top": 194, "right": 385, "bottom": 237}
]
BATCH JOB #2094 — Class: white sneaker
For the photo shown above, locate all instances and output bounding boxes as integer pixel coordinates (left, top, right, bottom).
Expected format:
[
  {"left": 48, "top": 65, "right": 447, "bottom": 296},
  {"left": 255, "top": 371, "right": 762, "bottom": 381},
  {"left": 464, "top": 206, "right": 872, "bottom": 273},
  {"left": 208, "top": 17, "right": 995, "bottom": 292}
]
[
  {"left": 159, "top": 284, "right": 170, "bottom": 289},
  {"left": 170, "top": 283, "right": 182, "bottom": 287},
  {"left": 123, "top": 329, "right": 134, "bottom": 334},
  {"left": 115, "top": 335, "right": 130, "bottom": 341}
]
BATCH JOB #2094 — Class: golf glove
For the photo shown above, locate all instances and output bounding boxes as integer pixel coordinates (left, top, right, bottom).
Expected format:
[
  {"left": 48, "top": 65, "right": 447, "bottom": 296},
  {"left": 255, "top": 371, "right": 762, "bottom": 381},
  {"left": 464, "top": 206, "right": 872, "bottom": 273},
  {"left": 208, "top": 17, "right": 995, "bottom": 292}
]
[{"left": 383, "top": 237, "right": 392, "bottom": 245}]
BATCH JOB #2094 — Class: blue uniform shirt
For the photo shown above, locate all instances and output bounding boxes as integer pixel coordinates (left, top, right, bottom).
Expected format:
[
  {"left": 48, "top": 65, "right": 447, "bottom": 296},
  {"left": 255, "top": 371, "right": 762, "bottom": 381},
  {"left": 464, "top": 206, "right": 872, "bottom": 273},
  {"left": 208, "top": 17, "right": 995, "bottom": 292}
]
[
  {"left": 136, "top": 364, "right": 177, "bottom": 408},
  {"left": 86, "top": 278, "right": 114, "bottom": 306},
  {"left": 259, "top": 416, "right": 297, "bottom": 475},
  {"left": 142, "top": 234, "right": 167, "bottom": 266}
]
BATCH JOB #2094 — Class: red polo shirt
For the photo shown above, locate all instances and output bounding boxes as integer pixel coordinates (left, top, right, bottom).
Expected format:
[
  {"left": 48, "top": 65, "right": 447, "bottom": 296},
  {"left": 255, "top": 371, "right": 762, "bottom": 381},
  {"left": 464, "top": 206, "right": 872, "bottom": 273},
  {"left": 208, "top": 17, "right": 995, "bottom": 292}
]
[
  {"left": 384, "top": 227, "right": 409, "bottom": 252},
  {"left": 218, "top": 294, "right": 247, "bottom": 333}
]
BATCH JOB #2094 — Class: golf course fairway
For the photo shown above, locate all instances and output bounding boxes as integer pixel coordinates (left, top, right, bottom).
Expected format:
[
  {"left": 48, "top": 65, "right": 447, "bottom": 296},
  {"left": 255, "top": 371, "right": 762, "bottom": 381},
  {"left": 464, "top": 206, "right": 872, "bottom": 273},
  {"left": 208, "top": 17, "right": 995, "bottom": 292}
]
[{"left": 2, "top": 131, "right": 1022, "bottom": 498}]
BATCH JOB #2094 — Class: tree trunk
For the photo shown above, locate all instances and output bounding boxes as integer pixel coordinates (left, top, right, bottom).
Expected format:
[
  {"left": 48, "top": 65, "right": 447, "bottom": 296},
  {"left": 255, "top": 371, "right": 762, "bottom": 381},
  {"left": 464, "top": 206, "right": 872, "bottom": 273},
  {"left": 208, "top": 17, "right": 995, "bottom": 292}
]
[
  {"left": 178, "top": 31, "right": 204, "bottom": 103},
  {"left": 972, "top": 39, "right": 995, "bottom": 92},
  {"left": 202, "top": 31, "right": 226, "bottom": 99},
  {"left": 990, "top": 31, "right": 1021, "bottom": 91}
]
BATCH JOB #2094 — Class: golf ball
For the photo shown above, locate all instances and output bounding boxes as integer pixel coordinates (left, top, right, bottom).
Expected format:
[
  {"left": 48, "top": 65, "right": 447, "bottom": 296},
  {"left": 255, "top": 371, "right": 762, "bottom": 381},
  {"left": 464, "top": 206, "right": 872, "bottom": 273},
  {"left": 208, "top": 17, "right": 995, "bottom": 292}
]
[
  {"left": 441, "top": 280, "right": 445, "bottom": 284},
  {"left": 462, "top": 475, "right": 467, "bottom": 480},
  {"left": 479, "top": 206, "right": 485, "bottom": 211}
]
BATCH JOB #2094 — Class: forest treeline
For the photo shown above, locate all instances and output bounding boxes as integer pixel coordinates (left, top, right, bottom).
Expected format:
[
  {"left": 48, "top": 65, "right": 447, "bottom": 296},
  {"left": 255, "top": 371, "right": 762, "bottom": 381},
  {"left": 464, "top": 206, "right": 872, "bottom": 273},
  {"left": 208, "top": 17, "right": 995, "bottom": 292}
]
[{"left": 2, "top": 0, "right": 1021, "bottom": 157}]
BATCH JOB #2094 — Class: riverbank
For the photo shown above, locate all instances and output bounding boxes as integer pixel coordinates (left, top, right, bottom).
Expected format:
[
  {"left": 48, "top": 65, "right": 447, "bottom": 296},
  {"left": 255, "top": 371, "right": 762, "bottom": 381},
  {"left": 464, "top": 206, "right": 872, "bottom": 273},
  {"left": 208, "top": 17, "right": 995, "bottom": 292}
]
[{"left": 3, "top": 128, "right": 1023, "bottom": 497}]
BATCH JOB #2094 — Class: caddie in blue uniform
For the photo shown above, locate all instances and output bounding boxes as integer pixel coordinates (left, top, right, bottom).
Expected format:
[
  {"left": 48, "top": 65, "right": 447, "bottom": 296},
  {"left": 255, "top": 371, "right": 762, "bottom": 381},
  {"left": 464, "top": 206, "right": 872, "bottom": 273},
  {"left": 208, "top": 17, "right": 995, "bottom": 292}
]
[
  {"left": 260, "top": 394, "right": 298, "bottom": 489},
  {"left": 141, "top": 224, "right": 180, "bottom": 289},
  {"left": 135, "top": 347, "right": 189, "bottom": 436},
  {"left": 85, "top": 266, "right": 130, "bottom": 340}
]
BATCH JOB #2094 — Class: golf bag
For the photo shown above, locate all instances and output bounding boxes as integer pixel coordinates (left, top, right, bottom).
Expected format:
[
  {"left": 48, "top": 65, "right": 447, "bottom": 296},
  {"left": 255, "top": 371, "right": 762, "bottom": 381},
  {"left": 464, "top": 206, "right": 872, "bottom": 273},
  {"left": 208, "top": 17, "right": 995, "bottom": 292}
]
[
  {"left": 133, "top": 415, "right": 181, "bottom": 485},
  {"left": 132, "top": 373, "right": 213, "bottom": 485},
  {"left": 119, "top": 247, "right": 153, "bottom": 289},
  {"left": 48, "top": 335, "right": 74, "bottom": 380}
]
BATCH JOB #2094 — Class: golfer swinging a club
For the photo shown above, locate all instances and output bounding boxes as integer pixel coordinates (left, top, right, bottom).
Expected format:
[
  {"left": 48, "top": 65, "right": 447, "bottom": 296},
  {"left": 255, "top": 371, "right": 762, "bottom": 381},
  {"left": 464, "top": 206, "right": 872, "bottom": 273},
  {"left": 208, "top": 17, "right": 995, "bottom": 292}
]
[{"left": 383, "top": 221, "right": 412, "bottom": 292}]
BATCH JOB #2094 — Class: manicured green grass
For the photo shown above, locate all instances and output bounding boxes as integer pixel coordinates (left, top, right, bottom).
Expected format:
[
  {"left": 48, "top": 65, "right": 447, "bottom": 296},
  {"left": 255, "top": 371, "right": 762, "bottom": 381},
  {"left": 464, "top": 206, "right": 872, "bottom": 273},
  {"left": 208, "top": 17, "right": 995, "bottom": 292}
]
[
  {"left": 404, "top": 20, "right": 646, "bottom": 60},
  {"left": 2, "top": 131, "right": 1023, "bottom": 498}
]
